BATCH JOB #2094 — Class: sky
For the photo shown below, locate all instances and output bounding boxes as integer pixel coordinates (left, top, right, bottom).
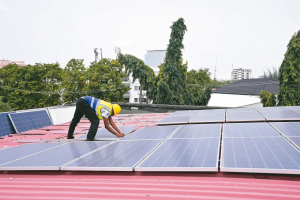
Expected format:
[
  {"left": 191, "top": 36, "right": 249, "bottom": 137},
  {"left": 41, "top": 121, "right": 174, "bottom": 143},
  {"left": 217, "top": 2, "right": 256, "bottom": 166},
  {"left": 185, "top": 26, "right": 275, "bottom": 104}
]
[{"left": 0, "top": 0, "right": 299, "bottom": 80}]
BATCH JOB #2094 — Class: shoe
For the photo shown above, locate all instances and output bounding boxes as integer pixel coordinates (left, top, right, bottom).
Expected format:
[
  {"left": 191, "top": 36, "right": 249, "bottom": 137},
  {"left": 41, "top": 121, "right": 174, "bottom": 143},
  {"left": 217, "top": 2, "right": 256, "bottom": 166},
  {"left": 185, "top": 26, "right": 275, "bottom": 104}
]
[{"left": 67, "top": 136, "right": 75, "bottom": 139}]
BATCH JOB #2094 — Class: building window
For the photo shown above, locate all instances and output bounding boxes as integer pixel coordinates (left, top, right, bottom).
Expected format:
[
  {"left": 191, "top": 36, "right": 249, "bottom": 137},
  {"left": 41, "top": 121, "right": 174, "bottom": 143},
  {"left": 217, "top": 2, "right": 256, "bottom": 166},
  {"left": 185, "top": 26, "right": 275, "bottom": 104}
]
[
  {"left": 134, "top": 98, "right": 139, "bottom": 103},
  {"left": 134, "top": 86, "right": 140, "bottom": 91}
]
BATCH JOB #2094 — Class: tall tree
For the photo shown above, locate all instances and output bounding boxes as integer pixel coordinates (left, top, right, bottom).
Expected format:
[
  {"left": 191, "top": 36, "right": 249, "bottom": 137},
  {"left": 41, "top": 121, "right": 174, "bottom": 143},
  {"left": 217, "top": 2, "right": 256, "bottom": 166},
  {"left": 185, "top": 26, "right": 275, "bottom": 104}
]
[
  {"left": 85, "top": 58, "right": 129, "bottom": 102},
  {"left": 263, "top": 67, "right": 279, "bottom": 81},
  {"left": 62, "top": 59, "right": 86, "bottom": 103},
  {"left": 156, "top": 18, "right": 188, "bottom": 105},
  {"left": 278, "top": 30, "right": 300, "bottom": 106}
]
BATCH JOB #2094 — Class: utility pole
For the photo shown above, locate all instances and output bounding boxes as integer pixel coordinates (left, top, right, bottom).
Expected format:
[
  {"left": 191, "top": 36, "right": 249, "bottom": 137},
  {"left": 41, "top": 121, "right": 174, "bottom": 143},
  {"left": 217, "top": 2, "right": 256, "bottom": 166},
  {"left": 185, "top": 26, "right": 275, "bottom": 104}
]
[
  {"left": 94, "top": 48, "right": 98, "bottom": 62},
  {"left": 214, "top": 54, "right": 217, "bottom": 80}
]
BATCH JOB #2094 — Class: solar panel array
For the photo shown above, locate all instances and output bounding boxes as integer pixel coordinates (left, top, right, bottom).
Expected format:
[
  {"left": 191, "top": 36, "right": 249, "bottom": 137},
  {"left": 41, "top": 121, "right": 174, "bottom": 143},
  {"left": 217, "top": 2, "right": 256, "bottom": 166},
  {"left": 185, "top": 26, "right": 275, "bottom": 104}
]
[
  {"left": 0, "top": 141, "right": 111, "bottom": 170},
  {"left": 0, "top": 112, "right": 16, "bottom": 137},
  {"left": 270, "top": 122, "right": 300, "bottom": 149},
  {"left": 136, "top": 124, "right": 221, "bottom": 172},
  {"left": 226, "top": 108, "right": 265, "bottom": 122},
  {"left": 9, "top": 110, "right": 53, "bottom": 133},
  {"left": 76, "top": 126, "right": 137, "bottom": 140},
  {"left": 256, "top": 107, "right": 300, "bottom": 121},
  {"left": 156, "top": 114, "right": 195, "bottom": 125},
  {"left": 189, "top": 109, "right": 225, "bottom": 124}
]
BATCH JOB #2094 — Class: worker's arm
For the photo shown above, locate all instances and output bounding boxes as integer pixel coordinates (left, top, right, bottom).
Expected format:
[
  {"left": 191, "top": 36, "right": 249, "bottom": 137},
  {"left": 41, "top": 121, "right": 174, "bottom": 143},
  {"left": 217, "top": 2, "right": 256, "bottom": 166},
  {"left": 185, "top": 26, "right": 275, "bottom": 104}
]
[
  {"left": 108, "top": 116, "right": 124, "bottom": 137},
  {"left": 103, "top": 117, "right": 124, "bottom": 137}
]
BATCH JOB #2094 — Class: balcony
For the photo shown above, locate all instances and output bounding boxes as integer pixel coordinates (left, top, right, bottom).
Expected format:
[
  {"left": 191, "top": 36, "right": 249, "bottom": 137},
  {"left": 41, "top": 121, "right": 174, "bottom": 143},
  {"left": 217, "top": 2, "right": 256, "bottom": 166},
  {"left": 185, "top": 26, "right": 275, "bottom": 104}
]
[{"left": 123, "top": 91, "right": 130, "bottom": 98}]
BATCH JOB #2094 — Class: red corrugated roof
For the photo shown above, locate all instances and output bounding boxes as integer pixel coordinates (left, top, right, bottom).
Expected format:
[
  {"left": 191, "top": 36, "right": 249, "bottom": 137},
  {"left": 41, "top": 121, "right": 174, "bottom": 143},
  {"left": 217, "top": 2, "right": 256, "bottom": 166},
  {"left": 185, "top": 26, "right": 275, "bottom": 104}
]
[{"left": 1, "top": 112, "right": 300, "bottom": 199}]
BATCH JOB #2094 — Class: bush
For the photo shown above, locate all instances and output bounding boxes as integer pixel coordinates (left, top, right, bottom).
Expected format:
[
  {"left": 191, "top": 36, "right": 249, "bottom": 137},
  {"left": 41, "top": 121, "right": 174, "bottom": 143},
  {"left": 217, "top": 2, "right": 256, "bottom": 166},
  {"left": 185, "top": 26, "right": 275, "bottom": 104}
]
[{"left": 260, "top": 90, "right": 276, "bottom": 107}]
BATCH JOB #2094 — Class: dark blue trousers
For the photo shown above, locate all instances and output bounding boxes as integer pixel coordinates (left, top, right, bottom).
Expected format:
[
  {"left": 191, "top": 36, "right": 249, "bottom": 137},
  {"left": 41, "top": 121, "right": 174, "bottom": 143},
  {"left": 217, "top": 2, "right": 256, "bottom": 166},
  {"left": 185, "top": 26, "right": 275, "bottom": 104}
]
[{"left": 67, "top": 98, "right": 99, "bottom": 141}]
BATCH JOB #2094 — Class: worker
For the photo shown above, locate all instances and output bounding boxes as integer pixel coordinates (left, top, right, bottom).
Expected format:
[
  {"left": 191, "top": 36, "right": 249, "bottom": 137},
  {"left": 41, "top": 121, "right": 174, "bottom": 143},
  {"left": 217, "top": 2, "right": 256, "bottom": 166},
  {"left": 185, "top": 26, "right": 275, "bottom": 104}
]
[{"left": 67, "top": 96, "right": 124, "bottom": 141}]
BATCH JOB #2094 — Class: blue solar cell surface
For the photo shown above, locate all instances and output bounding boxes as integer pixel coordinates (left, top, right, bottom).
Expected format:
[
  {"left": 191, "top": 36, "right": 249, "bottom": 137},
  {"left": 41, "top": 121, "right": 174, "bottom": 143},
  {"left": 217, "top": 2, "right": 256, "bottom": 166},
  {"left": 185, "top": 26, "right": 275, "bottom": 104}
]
[
  {"left": 135, "top": 138, "right": 220, "bottom": 171},
  {"left": 62, "top": 140, "right": 162, "bottom": 171},
  {"left": 171, "top": 110, "right": 200, "bottom": 116},
  {"left": 255, "top": 107, "right": 300, "bottom": 121},
  {"left": 287, "top": 137, "right": 300, "bottom": 149},
  {"left": 0, "top": 112, "right": 16, "bottom": 137},
  {"left": 226, "top": 108, "right": 265, "bottom": 122},
  {"left": 0, "top": 143, "right": 62, "bottom": 166},
  {"left": 156, "top": 115, "right": 195, "bottom": 125},
  {"left": 121, "top": 125, "right": 179, "bottom": 140},
  {"left": 76, "top": 126, "right": 137, "bottom": 140},
  {"left": 9, "top": 110, "right": 53, "bottom": 133},
  {"left": 0, "top": 141, "right": 111, "bottom": 170},
  {"left": 189, "top": 109, "right": 226, "bottom": 123},
  {"left": 285, "top": 106, "right": 300, "bottom": 114},
  {"left": 169, "top": 124, "right": 221, "bottom": 139},
  {"left": 223, "top": 123, "right": 281, "bottom": 138},
  {"left": 221, "top": 137, "right": 300, "bottom": 173},
  {"left": 269, "top": 122, "right": 300, "bottom": 137}
]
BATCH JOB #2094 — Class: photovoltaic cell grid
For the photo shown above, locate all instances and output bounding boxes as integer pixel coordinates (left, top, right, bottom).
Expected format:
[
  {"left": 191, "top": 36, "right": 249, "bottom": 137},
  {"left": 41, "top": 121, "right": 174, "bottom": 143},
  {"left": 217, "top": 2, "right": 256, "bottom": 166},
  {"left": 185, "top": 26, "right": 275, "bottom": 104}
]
[
  {"left": 9, "top": 110, "right": 53, "bottom": 133},
  {"left": 226, "top": 108, "right": 265, "bottom": 122},
  {"left": 0, "top": 141, "right": 111, "bottom": 171},
  {"left": 76, "top": 126, "right": 137, "bottom": 140},
  {"left": 169, "top": 124, "right": 221, "bottom": 139},
  {"left": 269, "top": 122, "right": 300, "bottom": 137},
  {"left": 221, "top": 137, "right": 300, "bottom": 174},
  {"left": 255, "top": 107, "right": 300, "bottom": 121},
  {"left": 0, "top": 143, "right": 63, "bottom": 166},
  {"left": 189, "top": 109, "right": 225, "bottom": 123},
  {"left": 156, "top": 115, "right": 195, "bottom": 125},
  {"left": 61, "top": 140, "right": 162, "bottom": 171},
  {"left": 286, "top": 137, "right": 300, "bottom": 150},
  {"left": 285, "top": 106, "right": 300, "bottom": 114},
  {"left": 223, "top": 123, "right": 281, "bottom": 138},
  {"left": 121, "top": 125, "right": 179, "bottom": 140},
  {"left": 0, "top": 112, "right": 16, "bottom": 137},
  {"left": 171, "top": 110, "right": 200, "bottom": 116},
  {"left": 135, "top": 138, "right": 220, "bottom": 171}
]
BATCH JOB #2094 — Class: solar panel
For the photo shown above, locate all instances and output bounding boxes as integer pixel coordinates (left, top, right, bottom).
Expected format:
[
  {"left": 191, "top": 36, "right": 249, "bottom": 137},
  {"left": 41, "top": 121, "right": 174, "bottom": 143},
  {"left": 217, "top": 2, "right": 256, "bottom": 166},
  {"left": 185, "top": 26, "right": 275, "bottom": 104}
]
[
  {"left": 169, "top": 124, "right": 221, "bottom": 139},
  {"left": 9, "top": 110, "right": 53, "bottom": 133},
  {"left": 223, "top": 123, "right": 281, "bottom": 138},
  {"left": 76, "top": 126, "right": 137, "bottom": 140},
  {"left": 0, "top": 141, "right": 111, "bottom": 170},
  {"left": 0, "top": 111, "right": 16, "bottom": 137},
  {"left": 0, "top": 143, "right": 63, "bottom": 166},
  {"left": 156, "top": 115, "right": 195, "bottom": 125},
  {"left": 171, "top": 110, "right": 200, "bottom": 116},
  {"left": 189, "top": 109, "right": 225, "bottom": 123},
  {"left": 221, "top": 137, "right": 300, "bottom": 174},
  {"left": 61, "top": 140, "right": 162, "bottom": 171},
  {"left": 135, "top": 138, "right": 220, "bottom": 171},
  {"left": 286, "top": 137, "right": 300, "bottom": 149},
  {"left": 226, "top": 108, "right": 265, "bottom": 122},
  {"left": 120, "top": 125, "right": 179, "bottom": 140},
  {"left": 255, "top": 107, "right": 300, "bottom": 121},
  {"left": 269, "top": 122, "right": 300, "bottom": 137},
  {"left": 285, "top": 106, "right": 300, "bottom": 114}
]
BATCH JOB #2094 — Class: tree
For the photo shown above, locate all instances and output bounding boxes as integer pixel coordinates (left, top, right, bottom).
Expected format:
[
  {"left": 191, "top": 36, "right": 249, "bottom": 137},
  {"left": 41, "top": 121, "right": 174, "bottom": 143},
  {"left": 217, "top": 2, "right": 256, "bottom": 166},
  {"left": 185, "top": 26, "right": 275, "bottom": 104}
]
[
  {"left": 156, "top": 18, "right": 188, "bottom": 105},
  {"left": 62, "top": 59, "right": 86, "bottom": 103},
  {"left": 117, "top": 54, "right": 157, "bottom": 103},
  {"left": 0, "top": 96, "right": 12, "bottom": 112},
  {"left": 85, "top": 58, "right": 129, "bottom": 102},
  {"left": 260, "top": 90, "right": 276, "bottom": 107},
  {"left": 278, "top": 30, "right": 300, "bottom": 106},
  {"left": 0, "top": 63, "right": 63, "bottom": 110},
  {"left": 263, "top": 67, "right": 279, "bottom": 81}
]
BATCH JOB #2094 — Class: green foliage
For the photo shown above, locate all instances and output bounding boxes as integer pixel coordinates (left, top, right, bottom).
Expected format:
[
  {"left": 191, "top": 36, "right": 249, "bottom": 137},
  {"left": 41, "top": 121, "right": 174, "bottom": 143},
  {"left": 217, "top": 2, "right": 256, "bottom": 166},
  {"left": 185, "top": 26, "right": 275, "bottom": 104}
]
[
  {"left": 263, "top": 67, "right": 279, "bottom": 81},
  {"left": 0, "top": 96, "right": 12, "bottom": 112},
  {"left": 157, "top": 18, "right": 188, "bottom": 105},
  {"left": 0, "top": 63, "right": 63, "bottom": 110},
  {"left": 212, "top": 80, "right": 235, "bottom": 88},
  {"left": 117, "top": 54, "right": 157, "bottom": 102},
  {"left": 85, "top": 58, "right": 129, "bottom": 102},
  {"left": 260, "top": 90, "right": 277, "bottom": 107},
  {"left": 278, "top": 30, "right": 300, "bottom": 106},
  {"left": 62, "top": 59, "right": 86, "bottom": 103}
]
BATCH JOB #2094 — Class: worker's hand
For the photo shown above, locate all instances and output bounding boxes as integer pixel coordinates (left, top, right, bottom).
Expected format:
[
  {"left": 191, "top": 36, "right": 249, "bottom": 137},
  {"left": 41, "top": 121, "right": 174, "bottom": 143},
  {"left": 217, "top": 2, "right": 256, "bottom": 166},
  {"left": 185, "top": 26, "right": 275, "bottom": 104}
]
[{"left": 117, "top": 132, "right": 124, "bottom": 137}]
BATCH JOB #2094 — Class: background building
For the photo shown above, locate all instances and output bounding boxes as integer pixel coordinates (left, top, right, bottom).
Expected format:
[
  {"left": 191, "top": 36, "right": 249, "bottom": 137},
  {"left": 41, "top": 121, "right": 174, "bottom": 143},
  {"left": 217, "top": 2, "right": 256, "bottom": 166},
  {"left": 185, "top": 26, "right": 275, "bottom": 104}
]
[
  {"left": 123, "top": 50, "right": 166, "bottom": 103},
  {"left": 0, "top": 60, "right": 26, "bottom": 68},
  {"left": 231, "top": 68, "right": 252, "bottom": 80}
]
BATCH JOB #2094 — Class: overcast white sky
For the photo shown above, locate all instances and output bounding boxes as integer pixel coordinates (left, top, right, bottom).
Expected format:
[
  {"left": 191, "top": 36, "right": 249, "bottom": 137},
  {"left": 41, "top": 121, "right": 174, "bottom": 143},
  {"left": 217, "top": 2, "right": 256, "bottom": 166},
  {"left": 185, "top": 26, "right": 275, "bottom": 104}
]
[{"left": 1, "top": 0, "right": 299, "bottom": 80}]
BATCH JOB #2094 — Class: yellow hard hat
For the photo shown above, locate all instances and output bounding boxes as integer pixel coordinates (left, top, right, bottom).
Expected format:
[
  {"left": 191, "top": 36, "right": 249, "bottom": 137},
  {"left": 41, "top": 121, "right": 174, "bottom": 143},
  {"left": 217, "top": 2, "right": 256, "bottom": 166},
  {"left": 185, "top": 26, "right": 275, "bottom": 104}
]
[{"left": 112, "top": 104, "right": 121, "bottom": 115}]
